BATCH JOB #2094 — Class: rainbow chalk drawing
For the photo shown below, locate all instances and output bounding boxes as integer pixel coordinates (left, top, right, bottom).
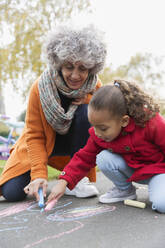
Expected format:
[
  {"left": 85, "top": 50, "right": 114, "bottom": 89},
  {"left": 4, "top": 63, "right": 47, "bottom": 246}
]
[
  {"left": 1, "top": 213, "right": 29, "bottom": 225},
  {"left": 0, "top": 201, "right": 33, "bottom": 219},
  {"left": 0, "top": 215, "right": 28, "bottom": 233},
  {"left": 47, "top": 205, "right": 116, "bottom": 222},
  {"left": 27, "top": 200, "right": 72, "bottom": 212},
  {"left": 24, "top": 205, "right": 116, "bottom": 247},
  {"left": 0, "top": 226, "right": 28, "bottom": 232},
  {"left": 0, "top": 201, "right": 34, "bottom": 233},
  {"left": 0, "top": 199, "right": 116, "bottom": 247}
]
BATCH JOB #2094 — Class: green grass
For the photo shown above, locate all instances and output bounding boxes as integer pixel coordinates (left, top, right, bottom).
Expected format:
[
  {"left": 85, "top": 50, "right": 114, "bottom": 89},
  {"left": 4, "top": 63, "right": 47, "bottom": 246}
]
[
  {"left": 0, "top": 160, "right": 6, "bottom": 174},
  {"left": 0, "top": 160, "right": 99, "bottom": 180},
  {"left": 0, "top": 160, "right": 60, "bottom": 181},
  {"left": 47, "top": 166, "right": 61, "bottom": 181}
]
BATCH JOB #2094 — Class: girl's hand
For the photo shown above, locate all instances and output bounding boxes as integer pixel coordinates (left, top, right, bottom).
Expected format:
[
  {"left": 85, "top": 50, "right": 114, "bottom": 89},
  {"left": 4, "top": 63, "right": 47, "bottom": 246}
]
[
  {"left": 24, "top": 178, "right": 48, "bottom": 201},
  {"left": 72, "top": 95, "right": 88, "bottom": 105},
  {"left": 46, "top": 179, "right": 68, "bottom": 204}
]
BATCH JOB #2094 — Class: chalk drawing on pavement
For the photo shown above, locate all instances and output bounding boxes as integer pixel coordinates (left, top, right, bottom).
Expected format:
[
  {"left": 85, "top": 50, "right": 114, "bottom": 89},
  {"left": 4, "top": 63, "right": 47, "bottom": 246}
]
[
  {"left": 26, "top": 200, "right": 72, "bottom": 212},
  {"left": 47, "top": 205, "right": 116, "bottom": 222},
  {"left": 0, "top": 199, "right": 116, "bottom": 247},
  {"left": 0, "top": 201, "right": 33, "bottom": 219},
  {"left": 24, "top": 221, "right": 84, "bottom": 248}
]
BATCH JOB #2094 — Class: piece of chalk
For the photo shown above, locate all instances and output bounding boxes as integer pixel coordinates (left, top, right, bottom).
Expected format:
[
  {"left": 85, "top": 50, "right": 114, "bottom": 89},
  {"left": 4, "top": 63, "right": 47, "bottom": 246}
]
[
  {"left": 124, "top": 199, "right": 146, "bottom": 209},
  {"left": 45, "top": 199, "right": 57, "bottom": 211},
  {"left": 38, "top": 188, "right": 45, "bottom": 208}
]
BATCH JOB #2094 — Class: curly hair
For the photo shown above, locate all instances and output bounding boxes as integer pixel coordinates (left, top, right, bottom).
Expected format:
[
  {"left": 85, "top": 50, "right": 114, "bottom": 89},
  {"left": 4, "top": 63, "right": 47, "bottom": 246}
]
[
  {"left": 45, "top": 24, "right": 107, "bottom": 75},
  {"left": 89, "top": 79, "right": 160, "bottom": 127}
]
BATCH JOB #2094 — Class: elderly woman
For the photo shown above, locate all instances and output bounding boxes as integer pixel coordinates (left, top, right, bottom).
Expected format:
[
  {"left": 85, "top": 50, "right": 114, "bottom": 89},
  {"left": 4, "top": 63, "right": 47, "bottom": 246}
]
[{"left": 0, "top": 24, "right": 107, "bottom": 202}]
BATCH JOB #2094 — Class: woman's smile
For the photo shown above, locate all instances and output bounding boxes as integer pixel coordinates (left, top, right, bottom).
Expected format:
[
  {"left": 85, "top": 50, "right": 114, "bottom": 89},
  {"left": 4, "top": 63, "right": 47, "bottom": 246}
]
[{"left": 61, "top": 62, "right": 89, "bottom": 90}]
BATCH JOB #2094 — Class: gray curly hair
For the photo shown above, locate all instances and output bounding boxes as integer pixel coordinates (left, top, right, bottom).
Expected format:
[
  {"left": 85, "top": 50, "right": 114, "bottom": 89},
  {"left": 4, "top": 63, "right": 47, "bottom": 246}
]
[{"left": 46, "top": 24, "right": 107, "bottom": 75}]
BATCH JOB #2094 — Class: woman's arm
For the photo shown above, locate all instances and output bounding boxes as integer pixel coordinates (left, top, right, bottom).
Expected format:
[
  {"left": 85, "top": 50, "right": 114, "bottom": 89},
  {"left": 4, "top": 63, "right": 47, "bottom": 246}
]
[
  {"left": 25, "top": 81, "right": 49, "bottom": 179},
  {"left": 24, "top": 80, "right": 50, "bottom": 198}
]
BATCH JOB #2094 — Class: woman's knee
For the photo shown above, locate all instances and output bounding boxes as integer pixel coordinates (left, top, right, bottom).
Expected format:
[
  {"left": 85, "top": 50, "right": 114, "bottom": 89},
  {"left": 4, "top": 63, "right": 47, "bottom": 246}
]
[
  {"left": 2, "top": 182, "right": 27, "bottom": 202},
  {"left": 1, "top": 171, "right": 30, "bottom": 202}
]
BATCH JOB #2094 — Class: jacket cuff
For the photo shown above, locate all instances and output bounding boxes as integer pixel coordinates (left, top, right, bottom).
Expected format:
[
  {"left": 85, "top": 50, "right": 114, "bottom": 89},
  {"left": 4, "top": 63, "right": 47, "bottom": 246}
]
[
  {"left": 59, "top": 172, "right": 76, "bottom": 190},
  {"left": 30, "top": 170, "right": 48, "bottom": 181}
]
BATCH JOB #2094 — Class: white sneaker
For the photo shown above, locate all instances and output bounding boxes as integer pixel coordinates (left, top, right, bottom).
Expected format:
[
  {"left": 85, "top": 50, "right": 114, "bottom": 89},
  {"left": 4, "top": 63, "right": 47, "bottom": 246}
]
[
  {"left": 99, "top": 185, "right": 136, "bottom": 204},
  {"left": 65, "top": 177, "right": 99, "bottom": 198}
]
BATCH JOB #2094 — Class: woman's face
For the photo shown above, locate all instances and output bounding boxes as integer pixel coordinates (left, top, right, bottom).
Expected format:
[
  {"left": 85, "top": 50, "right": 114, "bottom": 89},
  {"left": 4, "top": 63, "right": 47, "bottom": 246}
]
[{"left": 61, "top": 61, "right": 89, "bottom": 90}]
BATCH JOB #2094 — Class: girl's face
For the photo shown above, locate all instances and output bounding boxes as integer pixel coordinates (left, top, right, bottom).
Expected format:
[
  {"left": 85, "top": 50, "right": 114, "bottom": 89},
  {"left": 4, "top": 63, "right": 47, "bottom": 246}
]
[
  {"left": 61, "top": 61, "right": 89, "bottom": 90},
  {"left": 88, "top": 106, "right": 129, "bottom": 142}
]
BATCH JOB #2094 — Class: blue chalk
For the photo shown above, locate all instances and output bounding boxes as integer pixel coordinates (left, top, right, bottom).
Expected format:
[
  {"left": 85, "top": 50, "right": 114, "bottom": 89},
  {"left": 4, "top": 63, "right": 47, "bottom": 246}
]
[{"left": 38, "top": 188, "right": 45, "bottom": 208}]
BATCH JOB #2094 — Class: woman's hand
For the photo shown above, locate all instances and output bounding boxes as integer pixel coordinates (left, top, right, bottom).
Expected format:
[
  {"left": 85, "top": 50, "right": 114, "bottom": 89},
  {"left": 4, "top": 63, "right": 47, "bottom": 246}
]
[
  {"left": 24, "top": 178, "right": 48, "bottom": 201},
  {"left": 72, "top": 95, "right": 88, "bottom": 105},
  {"left": 46, "top": 179, "right": 68, "bottom": 204}
]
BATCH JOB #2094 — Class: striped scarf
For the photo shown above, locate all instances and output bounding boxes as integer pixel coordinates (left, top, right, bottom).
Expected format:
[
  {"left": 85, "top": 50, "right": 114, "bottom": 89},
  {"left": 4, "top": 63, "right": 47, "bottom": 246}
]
[{"left": 38, "top": 67, "right": 97, "bottom": 134}]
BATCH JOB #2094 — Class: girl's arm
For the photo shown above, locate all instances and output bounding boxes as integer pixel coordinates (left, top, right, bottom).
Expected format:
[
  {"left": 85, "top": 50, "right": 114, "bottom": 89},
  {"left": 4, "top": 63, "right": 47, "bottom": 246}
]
[
  {"left": 46, "top": 179, "right": 68, "bottom": 204},
  {"left": 60, "top": 136, "right": 102, "bottom": 188},
  {"left": 47, "top": 136, "right": 102, "bottom": 202}
]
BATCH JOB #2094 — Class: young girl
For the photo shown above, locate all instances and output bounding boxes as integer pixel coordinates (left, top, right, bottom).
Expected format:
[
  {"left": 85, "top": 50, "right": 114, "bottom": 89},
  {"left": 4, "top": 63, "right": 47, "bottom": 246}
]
[{"left": 46, "top": 80, "right": 165, "bottom": 213}]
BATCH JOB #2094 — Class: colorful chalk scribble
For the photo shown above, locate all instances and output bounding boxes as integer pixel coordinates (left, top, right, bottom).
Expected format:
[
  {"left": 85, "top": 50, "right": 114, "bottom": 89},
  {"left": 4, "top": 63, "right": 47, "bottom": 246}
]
[
  {"left": 24, "top": 204, "right": 116, "bottom": 247},
  {"left": 0, "top": 199, "right": 116, "bottom": 247},
  {"left": 47, "top": 205, "right": 116, "bottom": 222},
  {"left": 27, "top": 200, "right": 72, "bottom": 212},
  {"left": 0, "top": 201, "right": 33, "bottom": 219}
]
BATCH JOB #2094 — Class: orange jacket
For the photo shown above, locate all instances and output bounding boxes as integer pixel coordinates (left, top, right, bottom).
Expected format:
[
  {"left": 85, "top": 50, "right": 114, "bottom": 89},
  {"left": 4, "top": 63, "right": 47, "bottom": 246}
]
[{"left": 0, "top": 78, "right": 102, "bottom": 189}]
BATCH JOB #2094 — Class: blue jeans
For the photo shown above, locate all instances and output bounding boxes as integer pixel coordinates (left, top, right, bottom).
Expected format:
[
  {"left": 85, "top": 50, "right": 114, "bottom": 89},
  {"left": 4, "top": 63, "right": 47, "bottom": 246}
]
[
  {"left": 96, "top": 150, "right": 165, "bottom": 213},
  {"left": 2, "top": 104, "right": 91, "bottom": 202}
]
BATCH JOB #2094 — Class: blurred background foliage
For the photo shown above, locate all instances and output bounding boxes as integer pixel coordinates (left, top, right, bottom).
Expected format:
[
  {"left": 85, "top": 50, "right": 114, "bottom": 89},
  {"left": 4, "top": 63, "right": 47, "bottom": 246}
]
[
  {"left": 0, "top": 0, "right": 165, "bottom": 117},
  {"left": 0, "top": 121, "right": 10, "bottom": 137},
  {"left": 0, "top": 0, "right": 92, "bottom": 97},
  {"left": 99, "top": 53, "right": 165, "bottom": 115}
]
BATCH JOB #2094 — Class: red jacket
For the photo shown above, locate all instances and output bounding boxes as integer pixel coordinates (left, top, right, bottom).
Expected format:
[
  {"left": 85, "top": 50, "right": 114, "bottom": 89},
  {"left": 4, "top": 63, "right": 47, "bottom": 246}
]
[{"left": 59, "top": 113, "right": 165, "bottom": 190}]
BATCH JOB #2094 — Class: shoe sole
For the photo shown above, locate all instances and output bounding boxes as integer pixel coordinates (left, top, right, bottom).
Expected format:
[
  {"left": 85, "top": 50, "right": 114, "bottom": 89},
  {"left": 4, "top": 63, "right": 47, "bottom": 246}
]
[
  {"left": 65, "top": 192, "right": 99, "bottom": 198},
  {"left": 75, "top": 192, "right": 99, "bottom": 198},
  {"left": 99, "top": 194, "right": 136, "bottom": 204},
  {"left": 65, "top": 190, "right": 99, "bottom": 198},
  {"left": 65, "top": 186, "right": 99, "bottom": 198}
]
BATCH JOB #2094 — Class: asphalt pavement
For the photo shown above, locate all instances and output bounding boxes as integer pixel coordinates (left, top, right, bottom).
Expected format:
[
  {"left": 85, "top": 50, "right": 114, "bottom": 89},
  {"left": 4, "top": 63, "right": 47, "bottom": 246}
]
[{"left": 0, "top": 172, "right": 165, "bottom": 248}]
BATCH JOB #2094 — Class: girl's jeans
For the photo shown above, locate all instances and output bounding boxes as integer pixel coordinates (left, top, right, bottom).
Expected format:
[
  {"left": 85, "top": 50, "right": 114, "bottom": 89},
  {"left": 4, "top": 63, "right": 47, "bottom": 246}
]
[
  {"left": 96, "top": 150, "right": 165, "bottom": 213},
  {"left": 2, "top": 104, "right": 91, "bottom": 202}
]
